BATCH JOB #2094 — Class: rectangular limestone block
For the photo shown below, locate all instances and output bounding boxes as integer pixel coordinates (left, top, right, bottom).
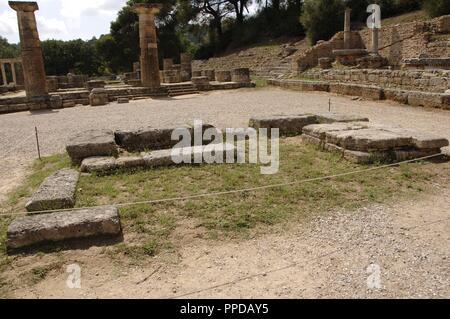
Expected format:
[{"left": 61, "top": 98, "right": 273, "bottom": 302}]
[
  {"left": 142, "top": 144, "right": 237, "bottom": 167},
  {"left": 343, "top": 150, "right": 388, "bottom": 164},
  {"left": 301, "top": 134, "right": 323, "bottom": 146},
  {"left": 382, "top": 128, "right": 449, "bottom": 150},
  {"left": 26, "top": 169, "right": 79, "bottom": 212},
  {"left": 7, "top": 206, "right": 121, "bottom": 250},
  {"left": 326, "top": 128, "right": 413, "bottom": 152},
  {"left": 249, "top": 115, "right": 318, "bottom": 137},
  {"left": 115, "top": 127, "right": 181, "bottom": 153},
  {"left": 394, "top": 148, "right": 442, "bottom": 161},
  {"left": 407, "top": 91, "right": 443, "bottom": 108},
  {"left": 302, "top": 122, "right": 369, "bottom": 140},
  {"left": 314, "top": 113, "right": 369, "bottom": 124},
  {"left": 66, "top": 130, "right": 118, "bottom": 164},
  {"left": 329, "top": 83, "right": 382, "bottom": 100},
  {"left": 80, "top": 157, "right": 117, "bottom": 173}
]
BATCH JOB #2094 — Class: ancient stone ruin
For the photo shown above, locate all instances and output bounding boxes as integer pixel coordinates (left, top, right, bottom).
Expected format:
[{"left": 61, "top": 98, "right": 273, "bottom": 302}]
[{"left": 0, "top": 1, "right": 256, "bottom": 115}]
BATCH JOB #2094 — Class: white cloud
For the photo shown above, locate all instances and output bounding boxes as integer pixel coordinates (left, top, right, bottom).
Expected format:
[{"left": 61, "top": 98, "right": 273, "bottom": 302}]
[
  {"left": 1, "top": 0, "right": 128, "bottom": 43},
  {"left": 37, "top": 18, "right": 68, "bottom": 39},
  {"left": 0, "top": 11, "right": 18, "bottom": 41}
]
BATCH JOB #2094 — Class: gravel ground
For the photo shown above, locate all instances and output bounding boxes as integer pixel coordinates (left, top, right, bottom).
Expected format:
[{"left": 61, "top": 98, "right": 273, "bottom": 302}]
[{"left": 1, "top": 87, "right": 450, "bottom": 202}]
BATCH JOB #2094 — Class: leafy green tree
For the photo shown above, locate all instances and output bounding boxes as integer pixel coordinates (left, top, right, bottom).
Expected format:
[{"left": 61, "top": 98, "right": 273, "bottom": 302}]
[
  {"left": 422, "top": 0, "right": 450, "bottom": 17},
  {"left": 41, "top": 39, "right": 102, "bottom": 76},
  {"left": 300, "top": 0, "right": 345, "bottom": 45},
  {"left": 0, "top": 36, "right": 20, "bottom": 59}
]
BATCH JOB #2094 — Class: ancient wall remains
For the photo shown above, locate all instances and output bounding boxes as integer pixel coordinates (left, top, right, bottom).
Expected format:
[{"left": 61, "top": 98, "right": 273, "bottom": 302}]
[{"left": 302, "top": 68, "right": 450, "bottom": 93}]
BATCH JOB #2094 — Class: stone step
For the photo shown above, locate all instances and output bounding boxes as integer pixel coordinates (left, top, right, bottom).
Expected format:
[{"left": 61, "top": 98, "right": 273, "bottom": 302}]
[
  {"left": 7, "top": 206, "right": 122, "bottom": 251},
  {"left": 168, "top": 90, "right": 199, "bottom": 97},
  {"left": 80, "top": 143, "right": 238, "bottom": 174},
  {"left": 26, "top": 169, "right": 80, "bottom": 212},
  {"left": 66, "top": 129, "right": 119, "bottom": 164}
]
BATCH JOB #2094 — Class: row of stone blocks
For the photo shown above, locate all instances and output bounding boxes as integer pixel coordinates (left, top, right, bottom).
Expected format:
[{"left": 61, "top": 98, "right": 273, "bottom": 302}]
[
  {"left": 6, "top": 121, "right": 230, "bottom": 251},
  {"left": 268, "top": 79, "right": 450, "bottom": 110},
  {"left": 192, "top": 68, "right": 251, "bottom": 84},
  {"left": 249, "top": 113, "right": 449, "bottom": 164},
  {"left": 6, "top": 167, "right": 122, "bottom": 251}
]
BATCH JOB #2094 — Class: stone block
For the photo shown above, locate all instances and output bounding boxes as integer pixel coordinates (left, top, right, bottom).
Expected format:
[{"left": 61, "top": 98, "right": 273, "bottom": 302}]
[
  {"left": 202, "top": 69, "right": 215, "bottom": 81},
  {"left": 191, "top": 76, "right": 210, "bottom": 90},
  {"left": 7, "top": 206, "right": 121, "bottom": 250},
  {"left": 89, "top": 88, "right": 109, "bottom": 106},
  {"left": 49, "top": 95, "right": 63, "bottom": 109},
  {"left": 25, "top": 169, "right": 79, "bottom": 212},
  {"left": 383, "top": 127, "right": 449, "bottom": 150},
  {"left": 314, "top": 113, "right": 369, "bottom": 124},
  {"left": 117, "top": 97, "right": 130, "bottom": 104},
  {"left": 215, "top": 70, "right": 232, "bottom": 82},
  {"left": 142, "top": 143, "right": 237, "bottom": 167},
  {"left": 249, "top": 115, "right": 318, "bottom": 137},
  {"left": 326, "top": 128, "right": 413, "bottom": 152},
  {"left": 80, "top": 157, "right": 117, "bottom": 173},
  {"left": 383, "top": 89, "right": 409, "bottom": 104},
  {"left": 66, "top": 129, "right": 118, "bottom": 164},
  {"left": 303, "top": 122, "right": 369, "bottom": 140},
  {"left": 407, "top": 91, "right": 443, "bottom": 108},
  {"left": 115, "top": 156, "right": 145, "bottom": 169},
  {"left": 231, "top": 68, "right": 251, "bottom": 83},
  {"left": 115, "top": 127, "right": 180, "bottom": 152},
  {"left": 62, "top": 100, "right": 76, "bottom": 108}
]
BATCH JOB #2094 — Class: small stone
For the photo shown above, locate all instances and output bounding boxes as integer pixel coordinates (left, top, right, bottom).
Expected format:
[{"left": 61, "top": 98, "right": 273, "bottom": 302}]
[
  {"left": 25, "top": 169, "right": 79, "bottom": 212},
  {"left": 117, "top": 97, "right": 130, "bottom": 104}
]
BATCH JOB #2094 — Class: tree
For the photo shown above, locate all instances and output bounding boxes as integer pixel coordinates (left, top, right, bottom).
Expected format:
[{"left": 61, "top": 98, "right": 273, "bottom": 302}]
[
  {"left": 0, "top": 36, "right": 20, "bottom": 59},
  {"left": 177, "top": 1, "right": 233, "bottom": 42},
  {"left": 422, "top": 0, "right": 450, "bottom": 18},
  {"left": 41, "top": 39, "right": 102, "bottom": 76},
  {"left": 300, "top": 0, "right": 345, "bottom": 45}
]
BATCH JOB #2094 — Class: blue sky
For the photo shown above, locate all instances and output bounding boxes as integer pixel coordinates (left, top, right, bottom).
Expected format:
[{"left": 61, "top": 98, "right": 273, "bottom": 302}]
[{"left": 0, "top": 0, "right": 128, "bottom": 43}]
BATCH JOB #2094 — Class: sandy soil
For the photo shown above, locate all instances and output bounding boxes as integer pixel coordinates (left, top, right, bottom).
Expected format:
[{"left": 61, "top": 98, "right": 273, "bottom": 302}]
[
  {"left": 1, "top": 88, "right": 449, "bottom": 298},
  {"left": 6, "top": 184, "right": 449, "bottom": 299}
]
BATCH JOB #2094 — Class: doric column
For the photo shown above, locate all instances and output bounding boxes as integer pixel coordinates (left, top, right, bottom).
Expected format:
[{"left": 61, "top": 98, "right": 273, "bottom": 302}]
[
  {"left": 1, "top": 63, "right": 6, "bottom": 86},
  {"left": 371, "top": 27, "right": 379, "bottom": 55},
  {"left": 11, "top": 62, "right": 17, "bottom": 85},
  {"left": 9, "top": 1, "right": 48, "bottom": 99},
  {"left": 134, "top": 3, "right": 163, "bottom": 89},
  {"left": 344, "top": 8, "right": 352, "bottom": 49}
]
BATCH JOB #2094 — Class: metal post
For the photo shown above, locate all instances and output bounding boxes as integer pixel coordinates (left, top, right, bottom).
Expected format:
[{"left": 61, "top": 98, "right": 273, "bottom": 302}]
[{"left": 35, "top": 126, "right": 41, "bottom": 160}]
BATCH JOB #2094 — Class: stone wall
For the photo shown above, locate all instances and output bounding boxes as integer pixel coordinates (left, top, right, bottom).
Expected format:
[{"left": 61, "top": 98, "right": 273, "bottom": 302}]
[
  {"left": 293, "top": 15, "right": 450, "bottom": 73},
  {"left": 358, "top": 15, "right": 450, "bottom": 66},
  {"left": 292, "top": 32, "right": 364, "bottom": 74},
  {"left": 302, "top": 68, "right": 450, "bottom": 93},
  {"left": 268, "top": 78, "right": 450, "bottom": 110}
]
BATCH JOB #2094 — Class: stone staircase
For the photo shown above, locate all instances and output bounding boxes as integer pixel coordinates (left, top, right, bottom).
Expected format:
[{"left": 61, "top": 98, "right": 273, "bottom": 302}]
[
  {"left": 252, "top": 59, "right": 294, "bottom": 79},
  {"left": 165, "top": 82, "right": 199, "bottom": 97}
]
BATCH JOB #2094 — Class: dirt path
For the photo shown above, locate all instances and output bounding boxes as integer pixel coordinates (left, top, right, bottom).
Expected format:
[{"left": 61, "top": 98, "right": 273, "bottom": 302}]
[
  {"left": 1, "top": 88, "right": 450, "bottom": 203},
  {"left": 6, "top": 183, "right": 449, "bottom": 299}
]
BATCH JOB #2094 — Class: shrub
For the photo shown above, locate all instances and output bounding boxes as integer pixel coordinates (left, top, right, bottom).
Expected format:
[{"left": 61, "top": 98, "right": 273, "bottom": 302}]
[
  {"left": 422, "top": 0, "right": 450, "bottom": 18},
  {"left": 300, "top": 0, "right": 345, "bottom": 45}
]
